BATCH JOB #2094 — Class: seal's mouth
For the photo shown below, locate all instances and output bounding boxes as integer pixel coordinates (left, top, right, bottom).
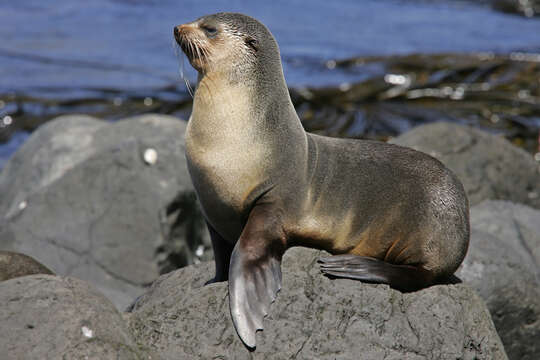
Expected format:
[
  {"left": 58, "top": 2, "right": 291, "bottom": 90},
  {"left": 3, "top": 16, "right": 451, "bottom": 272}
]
[{"left": 174, "top": 24, "right": 201, "bottom": 61}]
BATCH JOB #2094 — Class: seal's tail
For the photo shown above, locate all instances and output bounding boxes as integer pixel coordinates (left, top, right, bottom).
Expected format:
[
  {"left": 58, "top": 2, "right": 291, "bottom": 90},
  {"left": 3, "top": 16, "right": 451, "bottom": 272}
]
[{"left": 318, "top": 254, "right": 439, "bottom": 292}]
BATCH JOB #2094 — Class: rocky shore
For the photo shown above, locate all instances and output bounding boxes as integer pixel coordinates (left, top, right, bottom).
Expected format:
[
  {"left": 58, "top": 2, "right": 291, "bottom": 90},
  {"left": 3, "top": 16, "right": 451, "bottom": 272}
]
[
  {"left": 1, "top": 115, "right": 539, "bottom": 359},
  {"left": 3, "top": 52, "right": 540, "bottom": 161}
]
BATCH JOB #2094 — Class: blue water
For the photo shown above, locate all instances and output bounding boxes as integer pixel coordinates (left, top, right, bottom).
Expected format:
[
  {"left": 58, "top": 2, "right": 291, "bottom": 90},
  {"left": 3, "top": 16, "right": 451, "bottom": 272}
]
[
  {"left": 0, "top": 0, "right": 540, "bottom": 166},
  {"left": 1, "top": 0, "right": 540, "bottom": 93}
]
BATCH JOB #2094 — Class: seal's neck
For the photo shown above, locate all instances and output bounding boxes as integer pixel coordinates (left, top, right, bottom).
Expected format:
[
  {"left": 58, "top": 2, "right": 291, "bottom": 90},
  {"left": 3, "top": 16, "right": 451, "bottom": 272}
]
[{"left": 188, "top": 71, "right": 305, "bottom": 150}]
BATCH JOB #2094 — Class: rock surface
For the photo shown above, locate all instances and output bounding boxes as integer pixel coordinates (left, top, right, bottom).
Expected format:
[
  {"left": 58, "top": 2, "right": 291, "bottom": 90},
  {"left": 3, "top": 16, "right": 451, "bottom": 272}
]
[
  {"left": 458, "top": 200, "right": 540, "bottom": 360},
  {"left": 0, "top": 275, "right": 155, "bottom": 360},
  {"left": 0, "top": 251, "right": 53, "bottom": 281},
  {"left": 0, "top": 114, "right": 210, "bottom": 309},
  {"left": 128, "top": 247, "right": 507, "bottom": 360},
  {"left": 390, "top": 122, "right": 540, "bottom": 208}
]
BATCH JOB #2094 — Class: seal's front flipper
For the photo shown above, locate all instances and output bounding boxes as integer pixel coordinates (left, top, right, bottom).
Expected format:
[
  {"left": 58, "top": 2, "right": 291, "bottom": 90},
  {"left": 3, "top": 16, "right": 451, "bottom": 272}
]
[
  {"left": 229, "top": 245, "right": 282, "bottom": 348},
  {"left": 228, "top": 205, "right": 285, "bottom": 349},
  {"left": 319, "top": 254, "right": 434, "bottom": 292}
]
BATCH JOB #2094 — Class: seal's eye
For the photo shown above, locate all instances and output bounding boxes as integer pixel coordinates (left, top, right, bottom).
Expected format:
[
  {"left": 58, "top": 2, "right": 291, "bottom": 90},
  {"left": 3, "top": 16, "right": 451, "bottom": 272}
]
[
  {"left": 201, "top": 25, "right": 217, "bottom": 37},
  {"left": 245, "top": 37, "right": 259, "bottom": 52}
]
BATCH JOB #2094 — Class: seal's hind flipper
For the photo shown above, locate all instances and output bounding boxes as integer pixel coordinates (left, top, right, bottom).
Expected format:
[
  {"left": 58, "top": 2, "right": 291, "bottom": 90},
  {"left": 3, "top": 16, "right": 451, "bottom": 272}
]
[
  {"left": 319, "top": 254, "right": 434, "bottom": 292},
  {"left": 229, "top": 244, "right": 282, "bottom": 348}
]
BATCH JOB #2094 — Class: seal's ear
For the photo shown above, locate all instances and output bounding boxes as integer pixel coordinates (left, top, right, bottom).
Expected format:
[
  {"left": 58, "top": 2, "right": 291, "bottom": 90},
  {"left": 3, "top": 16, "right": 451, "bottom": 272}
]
[{"left": 245, "top": 36, "right": 259, "bottom": 52}]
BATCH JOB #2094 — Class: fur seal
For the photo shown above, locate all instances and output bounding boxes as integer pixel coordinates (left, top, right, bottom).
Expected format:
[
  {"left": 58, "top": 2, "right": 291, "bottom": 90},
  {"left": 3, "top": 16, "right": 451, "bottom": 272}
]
[{"left": 173, "top": 13, "right": 469, "bottom": 348}]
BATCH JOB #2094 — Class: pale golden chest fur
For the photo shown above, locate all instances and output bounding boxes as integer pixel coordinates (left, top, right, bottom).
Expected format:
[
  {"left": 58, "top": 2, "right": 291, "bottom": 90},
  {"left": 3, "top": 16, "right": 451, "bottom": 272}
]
[{"left": 185, "top": 77, "right": 271, "bottom": 234}]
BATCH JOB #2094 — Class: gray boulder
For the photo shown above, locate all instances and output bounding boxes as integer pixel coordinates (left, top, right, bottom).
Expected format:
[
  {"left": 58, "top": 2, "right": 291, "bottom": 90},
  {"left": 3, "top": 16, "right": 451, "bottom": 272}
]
[
  {"left": 0, "top": 251, "right": 53, "bottom": 281},
  {"left": 128, "top": 247, "right": 507, "bottom": 360},
  {"left": 458, "top": 200, "right": 540, "bottom": 360},
  {"left": 0, "top": 275, "right": 156, "bottom": 360},
  {"left": 389, "top": 122, "right": 540, "bottom": 208},
  {"left": 0, "top": 114, "right": 210, "bottom": 310}
]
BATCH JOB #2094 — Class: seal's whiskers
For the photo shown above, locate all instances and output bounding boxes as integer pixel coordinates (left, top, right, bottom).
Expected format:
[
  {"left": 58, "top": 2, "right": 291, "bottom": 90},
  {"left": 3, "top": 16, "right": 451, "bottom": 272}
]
[
  {"left": 173, "top": 40, "right": 194, "bottom": 98},
  {"left": 182, "top": 55, "right": 194, "bottom": 98}
]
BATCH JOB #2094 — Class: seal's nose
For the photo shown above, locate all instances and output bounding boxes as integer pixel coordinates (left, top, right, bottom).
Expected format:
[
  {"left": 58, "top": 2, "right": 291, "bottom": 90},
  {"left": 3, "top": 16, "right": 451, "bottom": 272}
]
[{"left": 174, "top": 24, "right": 190, "bottom": 42}]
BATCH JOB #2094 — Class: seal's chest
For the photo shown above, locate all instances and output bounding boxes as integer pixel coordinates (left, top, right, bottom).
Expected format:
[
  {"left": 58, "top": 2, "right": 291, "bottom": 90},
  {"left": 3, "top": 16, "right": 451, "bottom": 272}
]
[
  {"left": 185, "top": 133, "right": 268, "bottom": 215},
  {"left": 185, "top": 87, "right": 270, "bottom": 226}
]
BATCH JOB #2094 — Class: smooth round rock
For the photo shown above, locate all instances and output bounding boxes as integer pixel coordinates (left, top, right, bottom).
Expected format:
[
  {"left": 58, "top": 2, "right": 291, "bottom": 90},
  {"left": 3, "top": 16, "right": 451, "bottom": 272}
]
[
  {"left": 128, "top": 247, "right": 507, "bottom": 360},
  {"left": 458, "top": 200, "right": 540, "bottom": 360},
  {"left": 0, "top": 275, "right": 155, "bottom": 359}
]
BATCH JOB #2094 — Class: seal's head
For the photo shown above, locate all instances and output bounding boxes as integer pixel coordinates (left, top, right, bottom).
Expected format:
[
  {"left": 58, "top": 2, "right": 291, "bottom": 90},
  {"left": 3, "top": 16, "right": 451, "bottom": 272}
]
[{"left": 174, "top": 13, "right": 282, "bottom": 84}]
